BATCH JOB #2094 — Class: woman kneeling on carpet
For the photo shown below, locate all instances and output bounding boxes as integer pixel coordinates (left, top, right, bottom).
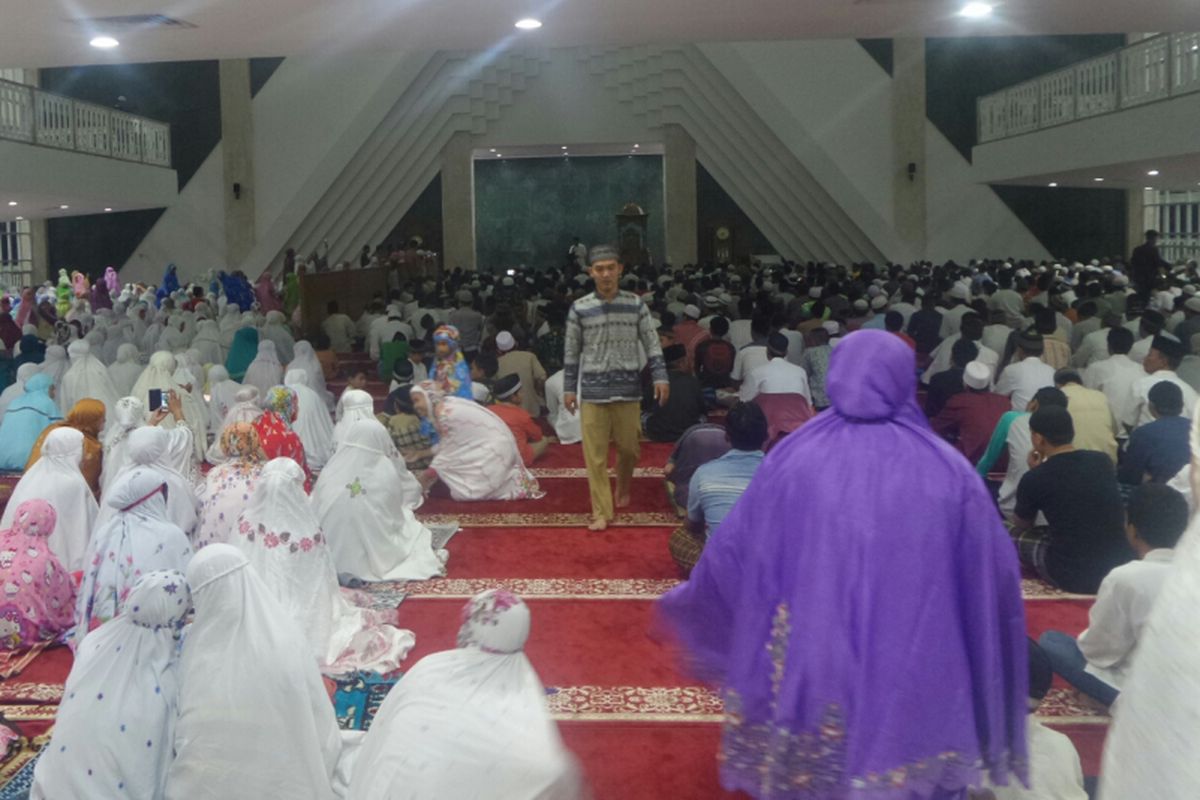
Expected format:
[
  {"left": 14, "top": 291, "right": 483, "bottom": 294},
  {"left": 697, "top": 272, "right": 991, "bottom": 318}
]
[
  {"left": 75, "top": 468, "right": 194, "bottom": 637},
  {"left": 0, "top": 500, "right": 75, "bottom": 656},
  {"left": 347, "top": 589, "right": 582, "bottom": 800},
  {"left": 32, "top": 570, "right": 191, "bottom": 800},
  {"left": 234, "top": 457, "right": 415, "bottom": 675},
  {"left": 312, "top": 418, "right": 446, "bottom": 582},
  {"left": 166, "top": 544, "right": 345, "bottom": 800},
  {"left": 195, "top": 423, "right": 265, "bottom": 549},
  {"left": 409, "top": 381, "right": 543, "bottom": 501}
]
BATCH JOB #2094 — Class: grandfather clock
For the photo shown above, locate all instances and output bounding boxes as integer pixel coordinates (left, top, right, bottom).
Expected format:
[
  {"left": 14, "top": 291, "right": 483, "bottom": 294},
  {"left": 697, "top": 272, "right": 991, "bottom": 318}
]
[
  {"left": 712, "top": 223, "right": 734, "bottom": 264},
  {"left": 616, "top": 202, "right": 649, "bottom": 266}
]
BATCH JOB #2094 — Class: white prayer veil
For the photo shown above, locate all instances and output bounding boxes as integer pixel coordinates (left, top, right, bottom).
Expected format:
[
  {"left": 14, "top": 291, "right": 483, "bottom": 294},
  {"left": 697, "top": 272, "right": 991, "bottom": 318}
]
[
  {"left": 0, "top": 362, "right": 39, "bottom": 419},
  {"left": 331, "top": 389, "right": 376, "bottom": 447},
  {"left": 204, "top": 386, "right": 263, "bottom": 464},
  {"left": 59, "top": 339, "right": 120, "bottom": 416},
  {"left": 165, "top": 543, "right": 343, "bottom": 800},
  {"left": 347, "top": 590, "right": 581, "bottom": 800},
  {"left": 31, "top": 570, "right": 192, "bottom": 800},
  {"left": 242, "top": 340, "right": 284, "bottom": 399},
  {"left": 75, "top": 467, "right": 193, "bottom": 635},
  {"left": 98, "top": 426, "right": 198, "bottom": 537},
  {"left": 283, "top": 368, "right": 335, "bottom": 469},
  {"left": 311, "top": 419, "right": 443, "bottom": 582},
  {"left": 0, "top": 427, "right": 98, "bottom": 572},
  {"left": 107, "top": 342, "right": 144, "bottom": 397},
  {"left": 100, "top": 396, "right": 147, "bottom": 495}
]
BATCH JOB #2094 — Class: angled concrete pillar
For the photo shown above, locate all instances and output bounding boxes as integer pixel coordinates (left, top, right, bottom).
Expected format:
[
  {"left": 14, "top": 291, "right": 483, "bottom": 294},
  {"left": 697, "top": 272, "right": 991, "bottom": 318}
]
[
  {"left": 219, "top": 59, "right": 256, "bottom": 268},
  {"left": 441, "top": 131, "right": 477, "bottom": 271},
  {"left": 891, "top": 38, "right": 927, "bottom": 260},
  {"left": 663, "top": 124, "right": 698, "bottom": 267}
]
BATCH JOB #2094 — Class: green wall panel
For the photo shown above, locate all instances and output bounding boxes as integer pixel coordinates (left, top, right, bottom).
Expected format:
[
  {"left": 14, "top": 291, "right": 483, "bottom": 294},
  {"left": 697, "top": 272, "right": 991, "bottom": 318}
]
[{"left": 474, "top": 155, "right": 664, "bottom": 271}]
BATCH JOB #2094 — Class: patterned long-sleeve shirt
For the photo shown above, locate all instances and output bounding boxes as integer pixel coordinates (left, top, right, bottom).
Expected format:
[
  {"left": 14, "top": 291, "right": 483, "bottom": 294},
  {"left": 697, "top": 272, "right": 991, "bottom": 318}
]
[{"left": 564, "top": 290, "right": 667, "bottom": 403}]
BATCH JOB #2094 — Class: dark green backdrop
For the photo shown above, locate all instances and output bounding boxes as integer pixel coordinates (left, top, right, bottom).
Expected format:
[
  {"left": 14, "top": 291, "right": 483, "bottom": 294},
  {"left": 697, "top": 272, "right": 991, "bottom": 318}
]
[{"left": 473, "top": 155, "right": 664, "bottom": 271}]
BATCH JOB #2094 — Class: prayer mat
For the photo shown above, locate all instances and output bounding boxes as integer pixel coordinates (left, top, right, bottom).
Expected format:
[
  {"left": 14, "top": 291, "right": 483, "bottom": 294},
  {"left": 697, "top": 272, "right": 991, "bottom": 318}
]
[
  {"left": 0, "top": 643, "right": 50, "bottom": 681},
  {"left": 428, "top": 521, "right": 460, "bottom": 551},
  {"left": 0, "top": 752, "right": 36, "bottom": 800},
  {"left": 332, "top": 672, "right": 399, "bottom": 731}
]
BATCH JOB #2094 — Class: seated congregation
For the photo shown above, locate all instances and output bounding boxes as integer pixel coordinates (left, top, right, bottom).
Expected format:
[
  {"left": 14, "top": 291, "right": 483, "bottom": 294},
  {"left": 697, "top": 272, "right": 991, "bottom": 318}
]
[{"left": 0, "top": 247, "right": 1197, "bottom": 797}]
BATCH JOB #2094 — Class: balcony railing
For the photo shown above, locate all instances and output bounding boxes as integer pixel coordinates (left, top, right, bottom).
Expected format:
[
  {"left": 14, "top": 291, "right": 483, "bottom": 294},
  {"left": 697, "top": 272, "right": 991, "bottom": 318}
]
[
  {"left": 0, "top": 78, "right": 172, "bottom": 167},
  {"left": 977, "top": 32, "right": 1200, "bottom": 144}
]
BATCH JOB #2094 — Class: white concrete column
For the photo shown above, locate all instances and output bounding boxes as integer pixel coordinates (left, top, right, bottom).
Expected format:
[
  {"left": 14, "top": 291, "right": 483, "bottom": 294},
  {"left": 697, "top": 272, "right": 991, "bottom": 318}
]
[
  {"left": 891, "top": 38, "right": 927, "bottom": 260},
  {"left": 662, "top": 124, "right": 698, "bottom": 267},
  {"left": 29, "top": 218, "right": 49, "bottom": 280},
  {"left": 219, "top": 59, "right": 256, "bottom": 269},
  {"left": 441, "top": 131, "right": 476, "bottom": 271}
]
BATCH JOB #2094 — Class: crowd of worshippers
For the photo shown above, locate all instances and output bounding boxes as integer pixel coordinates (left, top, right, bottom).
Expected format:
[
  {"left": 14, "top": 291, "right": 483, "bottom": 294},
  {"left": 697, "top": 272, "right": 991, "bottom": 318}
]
[{"left": 0, "top": 240, "right": 1197, "bottom": 796}]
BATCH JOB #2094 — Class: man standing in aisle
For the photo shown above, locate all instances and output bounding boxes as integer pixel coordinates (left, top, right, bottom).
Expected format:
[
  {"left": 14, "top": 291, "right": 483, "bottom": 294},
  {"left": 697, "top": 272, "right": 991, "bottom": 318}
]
[{"left": 564, "top": 245, "right": 669, "bottom": 531}]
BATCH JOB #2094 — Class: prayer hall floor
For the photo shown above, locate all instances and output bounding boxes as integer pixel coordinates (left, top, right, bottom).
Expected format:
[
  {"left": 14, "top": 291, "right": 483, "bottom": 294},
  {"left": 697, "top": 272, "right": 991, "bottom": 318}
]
[{"left": 0, "top": 439, "right": 1109, "bottom": 797}]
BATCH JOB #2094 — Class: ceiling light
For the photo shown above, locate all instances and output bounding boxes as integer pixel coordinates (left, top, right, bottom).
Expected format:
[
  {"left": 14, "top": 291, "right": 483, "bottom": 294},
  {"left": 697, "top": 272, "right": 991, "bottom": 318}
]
[
  {"left": 514, "top": 18, "right": 542, "bottom": 30},
  {"left": 59, "top": 204, "right": 70, "bottom": 209},
  {"left": 633, "top": 144, "right": 640, "bottom": 148},
  {"left": 1047, "top": 182, "right": 1057, "bottom": 187},
  {"left": 104, "top": 207, "right": 113, "bottom": 212},
  {"left": 1093, "top": 177, "right": 1104, "bottom": 182},
  {"left": 489, "top": 148, "right": 496, "bottom": 153},
  {"left": 561, "top": 146, "right": 568, "bottom": 150},
  {"left": 494, "top": 153, "right": 502, "bottom": 157},
  {"left": 14, "top": 216, "right": 22, "bottom": 221},
  {"left": 6, "top": 201, "right": 15, "bottom": 207},
  {"left": 959, "top": 2, "right": 993, "bottom": 18},
  {"left": 1145, "top": 186, "right": 1153, "bottom": 191},
  {"left": 90, "top": 36, "right": 119, "bottom": 49},
  {"left": 1147, "top": 169, "right": 1160, "bottom": 176}
]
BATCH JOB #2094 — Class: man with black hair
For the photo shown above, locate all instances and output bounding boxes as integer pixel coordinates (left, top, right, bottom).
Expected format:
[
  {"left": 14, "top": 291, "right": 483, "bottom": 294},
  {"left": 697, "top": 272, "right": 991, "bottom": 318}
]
[
  {"left": 489, "top": 374, "right": 548, "bottom": 465},
  {"left": 988, "top": 271, "right": 1026, "bottom": 329},
  {"left": 695, "top": 316, "right": 737, "bottom": 390},
  {"left": 742, "top": 333, "right": 811, "bottom": 404},
  {"left": 925, "top": 338, "right": 978, "bottom": 418},
  {"left": 995, "top": 330, "right": 1055, "bottom": 411},
  {"left": 932, "top": 361, "right": 1009, "bottom": 463},
  {"left": 1012, "top": 405, "right": 1130, "bottom": 593},
  {"left": 731, "top": 315, "right": 772, "bottom": 401},
  {"left": 906, "top": 293, "right": 943, "bottom": 356},
  {"left": 922, "top": 313, "right": 997, "bottom": 385},
  {"left": 668, "top": 401, "right": 768, "bottom": 576},
  {"left": 884, "top": 311, "right": 916, "bottom": 350},
  {"left": 643, "top": 344, "right": 705, "bottom": 443},
  {"left": 1124, "top": 335, "right": 1198, "bottom": 430},
  {"left": 1119, "top": 381, "right": 1191, "bottom": 485},
  {"left": 1083, "top": 326, "right": 1141, "bottom": 422},
  {"left": 1053, "top": 369, "right": 1117, "bottom": 463},
  {"left": 1069, "top": 301, "right": 1102, "bottom": 352},
  {"left": 1039, "top": 483, "right": 1187, "bottom": 705},
  {"left": 1131, "top": 229, "right": 1169, "bottom": 299},
  {"left": 321, "top": 300, "right": 356, "bottom": 353},
  {"left": 1128, "top": 308, "right": 1171, "bottom": 364}
]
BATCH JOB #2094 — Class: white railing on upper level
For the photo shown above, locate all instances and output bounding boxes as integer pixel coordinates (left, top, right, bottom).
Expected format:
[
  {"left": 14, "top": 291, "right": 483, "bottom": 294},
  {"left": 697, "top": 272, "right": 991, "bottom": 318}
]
[
  {"left": 0, "top": 78, "right": 172, "bottom": 167},
  {"left": 978, "top": 32, "right": 1200, "bottom": 144}
]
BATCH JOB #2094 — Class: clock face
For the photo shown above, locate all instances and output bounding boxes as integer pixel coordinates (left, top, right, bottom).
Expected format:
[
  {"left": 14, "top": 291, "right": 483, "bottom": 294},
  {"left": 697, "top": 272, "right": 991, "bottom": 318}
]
[{"left": 716, "top": 226, "right": 731, "bottom": 241}]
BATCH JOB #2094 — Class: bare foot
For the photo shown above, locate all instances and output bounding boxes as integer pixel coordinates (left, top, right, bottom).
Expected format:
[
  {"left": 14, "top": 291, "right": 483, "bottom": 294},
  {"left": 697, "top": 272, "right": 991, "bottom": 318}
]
[
  {"left": 615, "top": 493, "right": 631, "bottom": 509},
  {"left": 587, "top": 517, "right": 609, "bottom": 532}
]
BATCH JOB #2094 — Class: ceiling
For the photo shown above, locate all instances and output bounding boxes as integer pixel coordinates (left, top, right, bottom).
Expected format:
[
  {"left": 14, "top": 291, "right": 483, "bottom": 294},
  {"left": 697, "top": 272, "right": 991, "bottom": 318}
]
[
  {"left": 471, "top": 143, "right": 663, "bottom": 160},
  {"left": 989, "top": 152, "right": 1200, "bottom": 192},
  {"left": 3, "top": 0, "right": 1197, "bottom": 69}
]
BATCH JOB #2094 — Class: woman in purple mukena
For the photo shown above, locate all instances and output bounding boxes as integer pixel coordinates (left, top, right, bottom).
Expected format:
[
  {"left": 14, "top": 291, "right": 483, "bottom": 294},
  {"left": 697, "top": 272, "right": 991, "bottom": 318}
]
[{"left": 658, "top": 329, "right": 1029, "bottom": 799}]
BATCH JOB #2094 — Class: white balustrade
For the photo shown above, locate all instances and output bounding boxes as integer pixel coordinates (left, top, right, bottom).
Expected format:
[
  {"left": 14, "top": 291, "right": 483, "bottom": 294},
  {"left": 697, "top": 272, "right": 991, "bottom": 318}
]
[
  {"left": 0, "top": 77, "right": 171, "bottom": 168},
  {"left": 977, "top": 33, "right": 1200, "bottom": 144}
]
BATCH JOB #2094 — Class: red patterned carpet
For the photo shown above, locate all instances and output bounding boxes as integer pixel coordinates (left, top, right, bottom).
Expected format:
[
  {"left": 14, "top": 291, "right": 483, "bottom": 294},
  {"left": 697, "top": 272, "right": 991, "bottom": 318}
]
[{"left": 0, "top": 436, "right": 1109, "bottom": 796}]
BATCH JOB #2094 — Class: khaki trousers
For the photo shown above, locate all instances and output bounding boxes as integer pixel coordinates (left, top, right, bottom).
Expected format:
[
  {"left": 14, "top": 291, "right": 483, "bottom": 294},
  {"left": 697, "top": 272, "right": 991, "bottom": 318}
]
[{"left": 580, "top": 401, "right": 641, "bottom": 521}]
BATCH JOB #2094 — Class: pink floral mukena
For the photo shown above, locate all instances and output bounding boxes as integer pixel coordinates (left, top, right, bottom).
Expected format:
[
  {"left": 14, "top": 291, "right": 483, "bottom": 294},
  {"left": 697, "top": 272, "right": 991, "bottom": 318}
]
[{"left": 0, "top": 500, "right": 75, "bottom": 650}]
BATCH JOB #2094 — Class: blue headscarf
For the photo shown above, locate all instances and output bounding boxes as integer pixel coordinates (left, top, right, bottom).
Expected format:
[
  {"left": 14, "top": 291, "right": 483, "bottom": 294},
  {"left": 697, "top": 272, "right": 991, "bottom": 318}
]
[
  {"left": 155, "top": 264, "right": 180, "bottom": 309},
  {"left": 218, "top": 272, "right": 255, "bottom": 312},
  {"left": 225, "top": 328, "right": 260, "bottom": 382},
  {"left": 0, "top": 373, "right": 62, "bottom": 470},
  {"left": 14, "top": 333, "right": 45, "bottom": 368}
]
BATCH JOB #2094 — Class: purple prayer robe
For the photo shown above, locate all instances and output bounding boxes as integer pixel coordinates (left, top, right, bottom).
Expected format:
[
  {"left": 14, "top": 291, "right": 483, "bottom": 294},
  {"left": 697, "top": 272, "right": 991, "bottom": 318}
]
[{"left": 658, "top": 330, "right": 1028, "bottom": 799}]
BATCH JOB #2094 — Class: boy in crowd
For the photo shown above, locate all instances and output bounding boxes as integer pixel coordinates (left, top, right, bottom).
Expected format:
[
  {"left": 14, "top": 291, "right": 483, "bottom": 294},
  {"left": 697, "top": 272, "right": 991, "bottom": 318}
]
[
  {"left": 1038, "top": 483, "right": 1187, "bottom": 706},
  {"left": 489, "top": 374, "right": 549, "bottom": 465},
  {"left": 470, "top": 350, "right": 498, "bottom": 404}
]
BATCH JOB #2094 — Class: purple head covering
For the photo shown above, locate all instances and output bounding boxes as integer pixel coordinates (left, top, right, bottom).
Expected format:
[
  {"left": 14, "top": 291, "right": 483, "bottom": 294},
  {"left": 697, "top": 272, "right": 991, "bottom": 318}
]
[{"left": 657, "top": 329, "right": 1028, "bottom": 798}]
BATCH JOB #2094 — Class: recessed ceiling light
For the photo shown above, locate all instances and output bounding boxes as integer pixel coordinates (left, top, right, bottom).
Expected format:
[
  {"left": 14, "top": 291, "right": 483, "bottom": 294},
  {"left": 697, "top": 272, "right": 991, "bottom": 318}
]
[
  {"left": 1047, "top": 182, "right": 1057, "bottom": 187},
  {"left": 489, "top": 148, "right": 496, "bottom": 153},
  {"left": 104, "top": 207, "right": 113, "bottom": 212},
  {"left": 495, "top": 153, "right": 502, "bottom": 157},
  {"left": 561, "top": 146, "right": 568, "bottom": 150},
  {"left": 514, "top": 18, "right": 542, "bottom": 30},
  {"left": 6, "top": 201, "right": 15, "bottom": 207},
  {"left": 1093, "top": 177, "right": 1104, "bottom": 182},
  {"left": 90, "top": 36, "right": 119, "bottom": 49},
  {"left": 1147, "top": 169, "right": 1160, "bottom": 176},
  {"left": 1145, "top": 186, "right": 1153, "bottom": 190},
  {"left": 959, "top": 2, "right": 993, "bottom": 18},
  {"left": 59, "top": 204, "right": 69, "bottom": 209},
  {"left": 633, "top": 144, "right": 640, "bottom": 148},
  {"left": 14, "top": 216, "right": 22, "bottom": 221}
]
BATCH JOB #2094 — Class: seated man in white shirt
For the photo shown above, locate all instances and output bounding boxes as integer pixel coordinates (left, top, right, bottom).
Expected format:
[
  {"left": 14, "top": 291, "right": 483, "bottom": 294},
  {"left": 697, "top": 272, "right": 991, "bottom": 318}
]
[
  {"left": 731, "top": 316, "right": 771, "bottom": 402},
  {"left": 922, "top": 313, "right": 999, "bottom": 385},
  {"left": 971, "top": 640, "right": 1087, "bottom": 800},
  {"left": 741, "top": 333, "right": 812, "bottom": 404},
  {"left": 994, "top": 330, "right": 1056, "bottom": 411},
  {"left": 1123, "top": 335, "right": 1199, "bottom": 432},
  {"left": 1082, "top": 327, "right": 1142, "bottom": 427},
  {"left": 1037, "top": 483, "right": 1187, "bottom": 707},
  {"left": 321, "top": 300, "right": 357, "bottom": 353}
]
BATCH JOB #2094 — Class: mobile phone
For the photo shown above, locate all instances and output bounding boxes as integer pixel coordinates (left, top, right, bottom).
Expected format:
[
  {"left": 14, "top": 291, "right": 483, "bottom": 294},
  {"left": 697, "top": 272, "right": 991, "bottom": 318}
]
[{"left": 148, "top": 388, "right": 163, "bottom": 411}]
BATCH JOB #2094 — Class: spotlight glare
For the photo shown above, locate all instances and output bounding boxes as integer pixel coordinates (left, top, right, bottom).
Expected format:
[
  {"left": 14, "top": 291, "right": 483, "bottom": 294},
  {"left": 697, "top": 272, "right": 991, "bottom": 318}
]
[
  {"left": 959, "top": 2, "right": 993, "bottom": 18},
  {"left": 90, "top": 36, "right": 119, "bottom": 49},
  {"left": 514, "top": 18, "right": 542, "bottom": 30}
]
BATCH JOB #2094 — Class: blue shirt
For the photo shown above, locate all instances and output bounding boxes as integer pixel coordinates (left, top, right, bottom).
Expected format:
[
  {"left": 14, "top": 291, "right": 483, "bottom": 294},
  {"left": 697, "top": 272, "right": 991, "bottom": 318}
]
[
  {"left": 687, "top": 449, "right": 765, "bottom": 534},
  {"left": 1118, "top": 415, "right": 1190, "bottom": 484}
]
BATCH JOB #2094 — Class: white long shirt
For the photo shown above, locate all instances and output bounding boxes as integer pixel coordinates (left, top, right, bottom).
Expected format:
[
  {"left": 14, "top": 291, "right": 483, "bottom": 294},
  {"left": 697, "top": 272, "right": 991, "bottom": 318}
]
[
  {"left": 922, "top": 336, "right": 1000, "bottom": 385},
  {"left": 1077, "top": 549, "right": 1175, "bottom": 690},
  {"left": 995, "top": 357, "right": 1056, "bottom": 411},
  {"left": 743, "top": 358, "right": 812, "bottom": 404},
  {"left": 732, "top": 345, "right": 770, "bottom": 402},
  {"left": 1124, "top": 369, "right": 1199, "bottom": 430},
  {"left": 1084, "top": 354, "right": 1144, "bottom": 431},
  {"left": 981, "top": 718, "right": 1086, "bottom": 800}
]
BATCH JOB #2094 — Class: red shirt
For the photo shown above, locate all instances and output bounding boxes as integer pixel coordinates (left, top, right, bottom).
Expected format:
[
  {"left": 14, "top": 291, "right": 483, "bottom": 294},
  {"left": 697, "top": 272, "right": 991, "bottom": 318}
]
[
  {"left": 930, "top": 391, "right": 1011, "bottom": 464},
  {"left": 892, "top": 331, "right": 917, "bottom": 351},
  {"left": 488, "top": 402, "right": 544, "bottom": 465}
]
